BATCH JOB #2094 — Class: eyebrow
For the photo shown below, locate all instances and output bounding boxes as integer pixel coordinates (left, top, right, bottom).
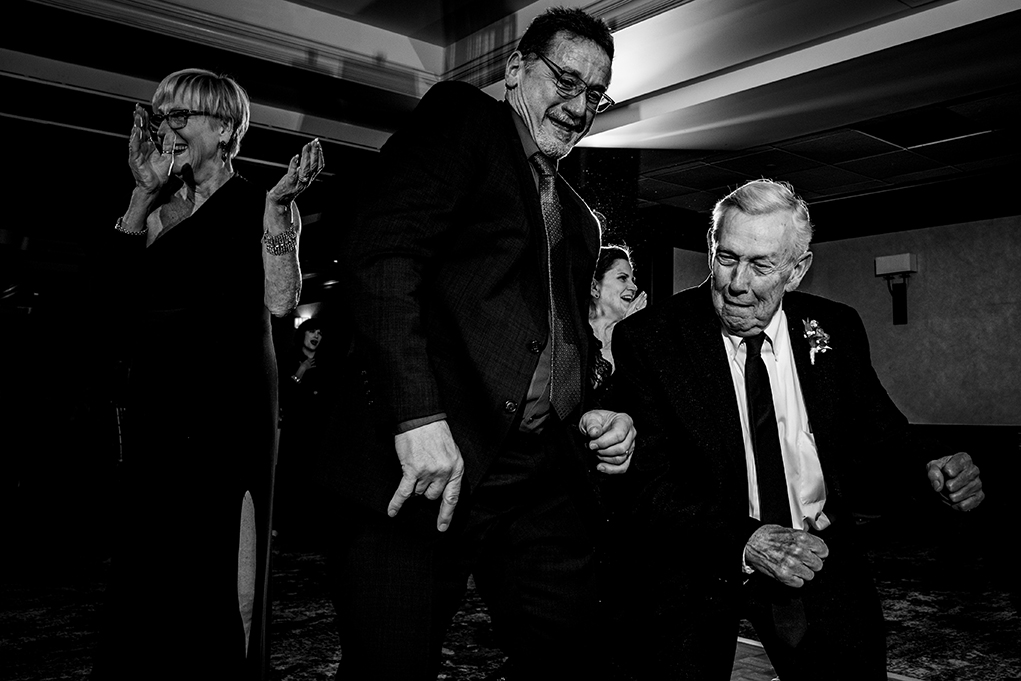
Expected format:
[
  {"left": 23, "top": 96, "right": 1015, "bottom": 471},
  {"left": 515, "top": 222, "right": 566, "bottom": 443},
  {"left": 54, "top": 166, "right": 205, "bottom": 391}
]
[
  {"left": 718, "top": 249, "right": 778, "bottom": 264},
  {"left": 558, "top": 63, "right": 608, "bottom": 92}
]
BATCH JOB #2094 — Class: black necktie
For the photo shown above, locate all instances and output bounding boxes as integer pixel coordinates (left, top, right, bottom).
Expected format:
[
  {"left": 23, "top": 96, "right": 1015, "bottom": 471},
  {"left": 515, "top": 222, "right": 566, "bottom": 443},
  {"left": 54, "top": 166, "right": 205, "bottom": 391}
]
[
  {"left": 743, "top": 333, "right": 790, "bottom": 525},
  {"left": 530, "top": 153, "right": 581, "bottom": 420},
  {"left": 745, "top": 333, "right": 807, "bottom": 649}
]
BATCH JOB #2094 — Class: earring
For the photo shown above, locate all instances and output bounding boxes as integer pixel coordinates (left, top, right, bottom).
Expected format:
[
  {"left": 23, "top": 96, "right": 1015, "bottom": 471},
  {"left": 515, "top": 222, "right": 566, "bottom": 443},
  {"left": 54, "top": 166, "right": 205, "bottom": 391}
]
[{"left": 218, "top": 139, "right": 229, "bottom": 162}]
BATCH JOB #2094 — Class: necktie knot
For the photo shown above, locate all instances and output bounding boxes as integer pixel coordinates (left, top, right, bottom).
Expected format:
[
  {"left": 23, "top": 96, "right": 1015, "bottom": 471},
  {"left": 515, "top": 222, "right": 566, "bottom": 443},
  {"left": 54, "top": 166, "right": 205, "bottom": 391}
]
[
  {"left": 530, "top": 152, "right": 556, "bottom": 178},
  {"left": 744, "top": 333, "right": 767, "bottom": 360}
]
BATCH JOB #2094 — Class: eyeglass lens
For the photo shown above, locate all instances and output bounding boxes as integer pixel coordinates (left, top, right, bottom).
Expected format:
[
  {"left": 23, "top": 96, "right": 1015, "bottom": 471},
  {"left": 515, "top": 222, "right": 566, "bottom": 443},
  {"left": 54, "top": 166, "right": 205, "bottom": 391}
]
[{"left": 538, "top": 54, "right": 611, "bottom": 112}]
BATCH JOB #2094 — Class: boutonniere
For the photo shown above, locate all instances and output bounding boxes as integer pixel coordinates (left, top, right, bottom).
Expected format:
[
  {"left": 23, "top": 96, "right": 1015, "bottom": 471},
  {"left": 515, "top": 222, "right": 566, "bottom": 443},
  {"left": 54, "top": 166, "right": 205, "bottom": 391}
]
[{"left": 803, "top": 318, "right": 832, "bottom": 365}]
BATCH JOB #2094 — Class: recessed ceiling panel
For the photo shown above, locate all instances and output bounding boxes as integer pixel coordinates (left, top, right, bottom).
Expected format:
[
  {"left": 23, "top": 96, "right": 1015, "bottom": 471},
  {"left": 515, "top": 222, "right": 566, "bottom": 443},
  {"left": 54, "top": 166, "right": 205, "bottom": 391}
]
[
  {"left": 711, "top": 149, "right": 823, "bottom": 177},
  {"left": 779, "top": 130, "right": 902, "bottom": 165},
  {"left": 837, "top": 150, "right": 944, "bottom": 180},
  {"left": 652, "top": 162, "right": 750, "bottom": 191},
  {"left": 854, "top": 108, "right": 987, "bottom": 148}
]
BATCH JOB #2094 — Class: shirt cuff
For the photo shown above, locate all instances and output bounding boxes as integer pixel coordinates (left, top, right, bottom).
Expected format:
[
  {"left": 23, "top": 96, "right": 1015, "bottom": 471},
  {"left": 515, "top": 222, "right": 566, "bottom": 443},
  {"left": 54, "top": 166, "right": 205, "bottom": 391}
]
[{"left": 395, "top": 413, "right": 447, "bottom": 434}]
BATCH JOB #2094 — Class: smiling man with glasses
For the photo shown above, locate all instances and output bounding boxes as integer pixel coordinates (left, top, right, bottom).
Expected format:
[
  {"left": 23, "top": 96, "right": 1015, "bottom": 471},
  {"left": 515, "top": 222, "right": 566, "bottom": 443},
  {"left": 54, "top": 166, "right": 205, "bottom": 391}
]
[
  {"left": 533, "top": 51, "right": 615, "bottom": 113},
  {"left": 319, "top": 6, "right": 635, "bottom": 681},
  {"left": 505, "top": 13, "right": 614, "bottom": 160}
]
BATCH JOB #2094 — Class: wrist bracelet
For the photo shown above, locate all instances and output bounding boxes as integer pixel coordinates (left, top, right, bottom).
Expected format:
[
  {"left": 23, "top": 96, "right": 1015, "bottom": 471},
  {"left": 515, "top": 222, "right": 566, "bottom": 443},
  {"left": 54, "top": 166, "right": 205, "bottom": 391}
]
[
  {"left": 263, "top": 224, "right": 298, "bottom": 256},
  {"left": 114, "top": 216, "right": 147, "bottom": 236},
  {"left": 291, "top": 375, "right": 301, "bottom": 384}
]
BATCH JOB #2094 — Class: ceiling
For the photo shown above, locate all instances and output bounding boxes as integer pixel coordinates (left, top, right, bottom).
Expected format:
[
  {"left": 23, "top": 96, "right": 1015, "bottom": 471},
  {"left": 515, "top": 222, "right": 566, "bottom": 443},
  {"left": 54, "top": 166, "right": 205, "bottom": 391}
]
[
  {"left": 2, "top": 0, "right": 1020, "bottom": 311},
  {"left": 289, "top": 0, "right": 542, "bottom": 45}
]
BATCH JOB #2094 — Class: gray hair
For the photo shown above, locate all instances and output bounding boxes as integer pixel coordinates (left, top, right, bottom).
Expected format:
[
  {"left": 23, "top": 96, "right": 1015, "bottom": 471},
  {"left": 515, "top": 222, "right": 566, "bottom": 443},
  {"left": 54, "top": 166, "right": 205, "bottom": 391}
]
[
  {"left": 153, "top": 68, "right": 250, "bottom": 161},
  {"left": 708, "top": 179, "right": 813, "bottom": 267}
]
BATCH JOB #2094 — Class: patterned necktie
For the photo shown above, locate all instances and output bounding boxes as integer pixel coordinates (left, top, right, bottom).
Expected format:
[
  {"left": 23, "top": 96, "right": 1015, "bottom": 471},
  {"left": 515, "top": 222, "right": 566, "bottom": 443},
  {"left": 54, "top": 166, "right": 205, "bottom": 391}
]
[
  {"left": 744, "top": 333, "right": 790, "bottom": 525},
  {"left": 530, "top": 152, "right": 581, "bottom": 420}
]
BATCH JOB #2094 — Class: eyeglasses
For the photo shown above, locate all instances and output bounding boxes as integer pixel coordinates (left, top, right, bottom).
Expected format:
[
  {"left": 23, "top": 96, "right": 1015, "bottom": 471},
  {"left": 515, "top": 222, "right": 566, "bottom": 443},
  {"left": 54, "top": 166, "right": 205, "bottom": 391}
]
[
  {"left": 533, "top": 53, "right": 614, "bottom": 113},
  {"left": 148, "top": 109, "right": 217, "bottom": 137}
]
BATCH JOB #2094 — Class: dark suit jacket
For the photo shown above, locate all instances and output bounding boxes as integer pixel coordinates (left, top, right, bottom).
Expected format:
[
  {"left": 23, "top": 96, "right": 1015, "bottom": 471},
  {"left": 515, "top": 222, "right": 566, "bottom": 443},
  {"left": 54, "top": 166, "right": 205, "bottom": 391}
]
[
  {"left": 611, "top": 280, "right": 940, "bottom": 580},
  {"left": 318, "top": 81, "right": 601, "bottom": 518}
]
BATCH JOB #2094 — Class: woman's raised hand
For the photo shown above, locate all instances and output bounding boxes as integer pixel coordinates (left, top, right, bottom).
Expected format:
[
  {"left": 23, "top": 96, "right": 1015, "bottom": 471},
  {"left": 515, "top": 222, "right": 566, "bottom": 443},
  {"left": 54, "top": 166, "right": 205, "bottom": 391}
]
[
  {"left": 624, "top": 290, "right": 648, "bottom": 318},
  {"left": 268, "top": 138, "right": 324, "bottom": 206},
  {"left": 127, "top": 104, "right": 174, "bottom": 195}
]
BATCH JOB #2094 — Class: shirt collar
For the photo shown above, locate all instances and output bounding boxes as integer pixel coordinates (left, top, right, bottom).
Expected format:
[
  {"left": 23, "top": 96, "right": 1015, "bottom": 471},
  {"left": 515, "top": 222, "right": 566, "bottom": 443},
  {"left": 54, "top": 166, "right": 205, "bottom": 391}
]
[{"left": 506, "top": 101, "right": 551, "bottom": 169}]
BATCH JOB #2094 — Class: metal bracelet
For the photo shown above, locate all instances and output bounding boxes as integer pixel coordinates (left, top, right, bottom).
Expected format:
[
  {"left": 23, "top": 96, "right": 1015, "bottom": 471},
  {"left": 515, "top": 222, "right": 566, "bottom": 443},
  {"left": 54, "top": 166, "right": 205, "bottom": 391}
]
[
  {"left": 114, "top": 216, "right": 147, "bottom": 236},
  {"left": 262, "top": 225, "right": 298, "bottom": 255}
]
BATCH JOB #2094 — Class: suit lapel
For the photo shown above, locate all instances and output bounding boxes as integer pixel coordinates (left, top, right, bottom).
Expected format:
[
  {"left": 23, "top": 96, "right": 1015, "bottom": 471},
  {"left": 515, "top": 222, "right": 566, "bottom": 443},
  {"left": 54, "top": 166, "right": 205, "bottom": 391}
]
[
  {"left": 786, "top": 300, "right": 818, "bottom": 422},
  {"left": 500, "top": 106, "right": 546, "bottom": 250},
  {"left": 670, "top": 282, "right": 750, "bottom": 489},
  {"left": 784, "top": 295, "right": 841, "bottom": 477}
]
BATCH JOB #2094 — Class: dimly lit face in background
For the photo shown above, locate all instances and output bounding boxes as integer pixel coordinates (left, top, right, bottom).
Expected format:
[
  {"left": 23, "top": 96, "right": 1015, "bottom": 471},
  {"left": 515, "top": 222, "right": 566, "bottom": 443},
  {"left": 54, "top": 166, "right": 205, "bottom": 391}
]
[{"left": 303, "top": 328, "right": 322, "bottom": 352}]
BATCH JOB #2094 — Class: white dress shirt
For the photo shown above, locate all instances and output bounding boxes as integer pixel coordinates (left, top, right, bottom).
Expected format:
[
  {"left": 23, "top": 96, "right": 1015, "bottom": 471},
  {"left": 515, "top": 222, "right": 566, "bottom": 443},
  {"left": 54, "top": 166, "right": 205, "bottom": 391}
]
[{"left": 721, "top": 307, "right": 830, "bottom": 531}]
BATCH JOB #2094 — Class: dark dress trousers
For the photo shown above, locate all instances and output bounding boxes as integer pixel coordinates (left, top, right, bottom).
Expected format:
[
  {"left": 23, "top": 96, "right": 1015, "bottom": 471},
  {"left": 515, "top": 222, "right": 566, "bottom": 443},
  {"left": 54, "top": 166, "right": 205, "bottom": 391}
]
[
  {"left": 609, "top": 280, "right": 942, "bottom": 681},
  {"left": 315, "top": 81, "right": 603, "bottom": 679}
]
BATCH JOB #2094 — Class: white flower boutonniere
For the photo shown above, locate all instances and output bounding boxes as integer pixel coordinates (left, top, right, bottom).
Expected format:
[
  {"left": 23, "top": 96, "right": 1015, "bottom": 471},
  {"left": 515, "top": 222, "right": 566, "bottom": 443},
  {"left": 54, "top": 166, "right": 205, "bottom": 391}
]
[{"left": 803, "top": 318, "right": 832, "bottom": 365}]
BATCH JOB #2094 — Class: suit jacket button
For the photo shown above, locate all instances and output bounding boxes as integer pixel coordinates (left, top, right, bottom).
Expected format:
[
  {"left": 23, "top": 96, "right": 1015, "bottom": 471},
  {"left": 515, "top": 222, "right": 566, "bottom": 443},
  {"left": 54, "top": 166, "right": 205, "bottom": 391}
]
[
  {"left": 503, "top": 400, "right": 517, "bottom": 413},
  {"left": 528, "top": 339, "right": 542, "bottom": 354}
]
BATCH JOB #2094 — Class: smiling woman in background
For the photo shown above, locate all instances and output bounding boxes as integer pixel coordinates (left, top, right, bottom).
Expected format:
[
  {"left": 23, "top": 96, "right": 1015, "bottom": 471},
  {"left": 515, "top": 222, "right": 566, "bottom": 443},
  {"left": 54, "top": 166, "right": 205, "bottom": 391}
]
[
  {"left": 588, "top": 244, "right": 647, "bottom": 403},
  {"left": 91, "top": 68, "right": 323, "bottom": 680}
]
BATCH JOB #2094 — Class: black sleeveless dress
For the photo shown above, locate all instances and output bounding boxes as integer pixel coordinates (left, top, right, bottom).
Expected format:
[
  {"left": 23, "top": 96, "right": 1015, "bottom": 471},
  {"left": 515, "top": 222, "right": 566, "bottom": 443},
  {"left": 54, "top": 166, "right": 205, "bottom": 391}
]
[{"left": 93, "top": 175, "right": 278, "bottom": 680}]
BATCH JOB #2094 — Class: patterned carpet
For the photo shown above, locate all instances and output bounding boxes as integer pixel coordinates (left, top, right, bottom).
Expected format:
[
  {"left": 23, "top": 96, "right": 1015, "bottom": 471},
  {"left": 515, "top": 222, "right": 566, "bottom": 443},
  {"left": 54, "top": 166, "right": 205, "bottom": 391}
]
[{"left": 2, "top": 504, "right": 1019, "bottom": 680}]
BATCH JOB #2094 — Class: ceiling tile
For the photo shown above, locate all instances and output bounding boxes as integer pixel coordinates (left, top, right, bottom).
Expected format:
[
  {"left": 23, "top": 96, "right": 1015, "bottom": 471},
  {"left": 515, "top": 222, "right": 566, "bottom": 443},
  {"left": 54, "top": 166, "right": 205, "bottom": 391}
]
[
  {"left": 884, "top": 166, "right": 961, "bottom": 185},
  {"left": 781, "top": 166, "right": 875, "bottom": 193},
  {"left": 638, "top": 177, "right": 692, "bottom": 200},
  {"left": 955, "top": 153, "right": 1021, "bottom": 174},
  {"left": 637, "top": 149, "right": 711, "bottom": 174},
  {"left": 661, "top": 191, "right": 720, "bottom": 213},
  {"left": 854, "top": 107, "right": 987, "bottom": 148},
  {"left": 836, "top": 150, "right": 944, "bottom": 181},
  {"left": 651, "top": 163, "right": 750, "bottom": 191},
  {"left": 778, "top": 130, "right": 901, "bottom": 164},
  {"left": 809, "top": 179, "right": 887, "bottom": 199},
  {"left": 711, "top": 149, "right": 822, "bottom": 177},
  {"left": 911, "top": 130, "right": 1017, "bottom": 165}
]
